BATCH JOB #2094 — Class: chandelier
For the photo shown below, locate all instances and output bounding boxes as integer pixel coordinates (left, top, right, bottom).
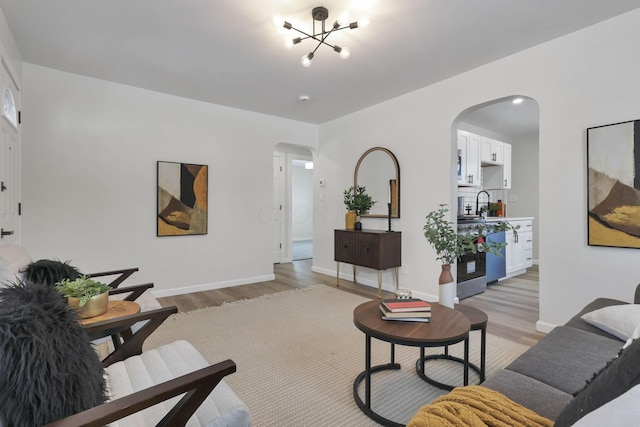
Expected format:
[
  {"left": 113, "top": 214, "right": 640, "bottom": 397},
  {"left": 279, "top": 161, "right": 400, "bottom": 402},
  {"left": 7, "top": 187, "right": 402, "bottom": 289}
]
[{"left": 273, "top": 6, "right": 367, "bottom": 67}]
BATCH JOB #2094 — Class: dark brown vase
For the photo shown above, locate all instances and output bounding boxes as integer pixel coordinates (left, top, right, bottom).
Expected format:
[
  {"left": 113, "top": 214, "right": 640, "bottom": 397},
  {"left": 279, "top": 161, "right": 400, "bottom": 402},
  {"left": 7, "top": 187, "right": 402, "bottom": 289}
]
[{"left": 439, "top": 264, "right": 454, "bottom": 285}]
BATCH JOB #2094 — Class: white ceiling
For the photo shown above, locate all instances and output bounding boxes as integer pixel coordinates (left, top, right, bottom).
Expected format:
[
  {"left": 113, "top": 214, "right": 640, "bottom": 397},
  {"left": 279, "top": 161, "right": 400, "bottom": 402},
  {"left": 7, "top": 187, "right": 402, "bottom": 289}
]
[{"left": 2, "top": 0, "right": 640, "bottom": 127}]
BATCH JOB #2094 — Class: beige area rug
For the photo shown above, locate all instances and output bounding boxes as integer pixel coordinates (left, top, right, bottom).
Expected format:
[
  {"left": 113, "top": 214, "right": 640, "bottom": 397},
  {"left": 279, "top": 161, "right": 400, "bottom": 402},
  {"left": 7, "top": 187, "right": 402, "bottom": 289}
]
[{"left": 143, "top": 286, "right": 530, "bottom": 426}]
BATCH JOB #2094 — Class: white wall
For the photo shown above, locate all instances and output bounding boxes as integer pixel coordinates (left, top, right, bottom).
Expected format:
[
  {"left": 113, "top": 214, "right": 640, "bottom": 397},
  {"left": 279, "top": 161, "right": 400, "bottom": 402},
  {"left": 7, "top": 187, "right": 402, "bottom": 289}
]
[
  {"left": 21, "top": 64, "right": 318, "bottom": 294},
  {"left": 509, "top": 131, "right": 540, "bottom": 261},
  {"left": 312, "top": 9, "right": 640, "bottom": 329},
  {"left": 0, "top": 7, "right": 22, "bottom": 86}
]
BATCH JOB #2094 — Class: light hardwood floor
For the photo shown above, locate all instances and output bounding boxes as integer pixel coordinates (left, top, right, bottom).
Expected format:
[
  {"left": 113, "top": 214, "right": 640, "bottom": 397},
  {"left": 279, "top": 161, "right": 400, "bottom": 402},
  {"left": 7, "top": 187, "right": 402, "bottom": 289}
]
[{"left": 158, "top": 260, "right": 544, "bottom": 346}]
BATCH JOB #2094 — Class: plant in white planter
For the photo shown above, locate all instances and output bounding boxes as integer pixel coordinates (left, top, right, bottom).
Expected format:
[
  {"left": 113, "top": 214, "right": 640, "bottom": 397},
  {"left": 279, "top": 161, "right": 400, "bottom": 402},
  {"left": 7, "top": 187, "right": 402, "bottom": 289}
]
[
  {"left": 423, "top": 204, "right": 517, "bottom": 307},
  {"left": 56, "top": 275, "right": 111, "bottom": 318}
]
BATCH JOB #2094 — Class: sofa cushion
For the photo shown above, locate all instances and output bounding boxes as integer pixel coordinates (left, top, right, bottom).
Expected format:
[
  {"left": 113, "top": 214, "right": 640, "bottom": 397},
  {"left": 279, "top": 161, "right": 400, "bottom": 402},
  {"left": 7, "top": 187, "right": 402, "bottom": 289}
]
[
  {"left": 570, "top": 383, "right": 640, "bottom": 426},
  {"left": 0, "top": 282, "right": 106, "bottom": 426},
  {"left": 581, "top": 304, "right": 640, "bottom": 341},
  {"left": 107, "top": 340, "right": 252, "bottom": 427},
  {"left": 505, "top": 326, "right": 622, "bottom": 395},
  {"left": 481, "top": 369, "right": 573, "bottom": 421},
  {"left": 554, "top": 335, "right": 640, "bottom": 426},
  {"left": 564, "top": 297, "right": 628, "bottom": 339}
]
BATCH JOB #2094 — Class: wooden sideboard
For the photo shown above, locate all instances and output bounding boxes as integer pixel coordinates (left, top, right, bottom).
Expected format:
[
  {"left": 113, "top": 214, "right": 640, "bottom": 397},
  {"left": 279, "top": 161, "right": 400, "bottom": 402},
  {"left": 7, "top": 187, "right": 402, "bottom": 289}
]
[{"left": 334, "top": 229, "right": 402, "bottom": 298}]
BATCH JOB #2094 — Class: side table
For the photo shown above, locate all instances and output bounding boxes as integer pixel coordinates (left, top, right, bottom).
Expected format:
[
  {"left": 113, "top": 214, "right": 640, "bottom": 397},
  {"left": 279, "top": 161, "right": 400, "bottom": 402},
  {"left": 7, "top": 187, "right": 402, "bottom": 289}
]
[
  {"left": 353, "top": 300, "right": 470, "bottom": 427},
  {"left": 81, "top": 300, "right": 141, "bottom": 351},
  {"left": 416, "top": 303, "right": 488, "bottom": 390}
]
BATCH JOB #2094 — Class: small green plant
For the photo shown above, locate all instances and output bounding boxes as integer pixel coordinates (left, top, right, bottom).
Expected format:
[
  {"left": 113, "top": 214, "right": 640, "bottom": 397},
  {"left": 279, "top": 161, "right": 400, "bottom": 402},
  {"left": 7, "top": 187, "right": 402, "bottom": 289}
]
[
  {"left": 343, "top": 185, "right": 376, "bottom": 216},
  {"left": 424, "top": 204, "right": 517, "bottom": 265},
  {"left": 55, "top": 275, "right": 111, "bottom": 307}
]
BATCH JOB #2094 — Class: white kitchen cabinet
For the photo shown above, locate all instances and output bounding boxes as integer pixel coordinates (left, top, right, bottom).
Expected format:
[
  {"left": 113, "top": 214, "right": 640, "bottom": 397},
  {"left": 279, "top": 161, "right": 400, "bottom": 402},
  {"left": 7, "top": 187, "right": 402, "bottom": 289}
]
[
  {"left": 482, "top": 142, "right": 512, "bottom": 189},
  {"left": 457, "top": 130, "right": 481, "bottom": 187},
  {"left": 481, "top": 137, "right": 503, "bottom": 164},
  {"left": 506, "top": 218, "right": 533, "bottom": 278}
]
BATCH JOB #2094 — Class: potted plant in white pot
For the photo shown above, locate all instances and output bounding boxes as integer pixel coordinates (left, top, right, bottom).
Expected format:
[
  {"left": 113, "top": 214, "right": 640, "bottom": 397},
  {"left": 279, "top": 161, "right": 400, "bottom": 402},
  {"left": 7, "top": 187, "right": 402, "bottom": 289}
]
[
  {"left": 423, "top": 204, "right": 516, "bottom": 307},
  {"left": 344, "top": 185, "right": 376, "bottom": 230},
  {"left": 55, "top": 275, "right": 111, "bottom": 318}
]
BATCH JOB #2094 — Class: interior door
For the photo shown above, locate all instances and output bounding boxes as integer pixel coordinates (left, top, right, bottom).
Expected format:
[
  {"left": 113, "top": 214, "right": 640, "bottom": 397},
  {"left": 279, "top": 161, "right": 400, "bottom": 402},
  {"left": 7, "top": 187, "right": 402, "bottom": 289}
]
[
  {"left": 272, "top": 153, "right": 284, "bottom": 263},
  {"left": 0, "top": 60, "right": 21, "bottom": 245}
]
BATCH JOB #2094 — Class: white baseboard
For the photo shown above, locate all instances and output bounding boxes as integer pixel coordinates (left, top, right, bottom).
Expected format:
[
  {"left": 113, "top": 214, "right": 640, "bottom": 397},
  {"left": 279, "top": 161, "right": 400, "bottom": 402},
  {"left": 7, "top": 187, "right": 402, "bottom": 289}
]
[
  {"left": 535, "top": 320, "right": 555, "bottom": 334},
  {"left": 151, "top": 274, "right": 276, "bottom": 298}
]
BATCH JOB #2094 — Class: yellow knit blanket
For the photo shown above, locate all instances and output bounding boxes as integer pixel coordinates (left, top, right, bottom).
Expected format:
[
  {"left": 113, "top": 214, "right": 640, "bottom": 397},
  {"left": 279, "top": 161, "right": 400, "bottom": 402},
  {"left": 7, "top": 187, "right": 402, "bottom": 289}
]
[{"left": 407, "top": 386, "right": 553, "bottom": 427}]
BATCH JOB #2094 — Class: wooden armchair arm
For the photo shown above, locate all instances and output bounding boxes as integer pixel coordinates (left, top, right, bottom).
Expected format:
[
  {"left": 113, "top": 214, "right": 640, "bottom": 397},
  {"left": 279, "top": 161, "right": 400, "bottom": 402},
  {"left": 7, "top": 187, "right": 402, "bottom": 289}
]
[
  {"left": 84, "top": 306, "right": 178, "bottom": 366},
  {"left": 44, "top": 359, "right": 237, "bottom": 427},
  {"left": 108, "top": 282, "right": 154, "bottom": 302},
  {"left": 86, "top": 267, "right": 139, "bottom": 288}
]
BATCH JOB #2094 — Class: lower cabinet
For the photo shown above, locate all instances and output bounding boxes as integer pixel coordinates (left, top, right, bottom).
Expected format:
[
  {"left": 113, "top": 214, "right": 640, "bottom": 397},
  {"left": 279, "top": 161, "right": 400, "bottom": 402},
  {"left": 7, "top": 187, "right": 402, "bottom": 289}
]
[{"left": 505, "top": 219, "right": 533, "bottom": 278}]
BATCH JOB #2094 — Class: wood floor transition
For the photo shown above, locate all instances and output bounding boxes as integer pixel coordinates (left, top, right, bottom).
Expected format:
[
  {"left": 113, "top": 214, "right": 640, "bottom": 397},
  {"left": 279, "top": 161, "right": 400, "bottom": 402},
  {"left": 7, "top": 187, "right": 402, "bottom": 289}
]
[{"left": 157, "top": 260, "right": 544, "bottom": 347}]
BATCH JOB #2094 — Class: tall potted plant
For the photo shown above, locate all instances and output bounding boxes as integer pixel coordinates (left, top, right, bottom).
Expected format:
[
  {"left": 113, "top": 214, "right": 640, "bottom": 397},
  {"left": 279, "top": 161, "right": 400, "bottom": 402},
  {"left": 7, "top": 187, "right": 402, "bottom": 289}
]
[
  {"left": 344, "top": 185, "right": 376, "bottom": 230},
  {"left": 423, "top": 204, "right": 516, "bottom": 307}
]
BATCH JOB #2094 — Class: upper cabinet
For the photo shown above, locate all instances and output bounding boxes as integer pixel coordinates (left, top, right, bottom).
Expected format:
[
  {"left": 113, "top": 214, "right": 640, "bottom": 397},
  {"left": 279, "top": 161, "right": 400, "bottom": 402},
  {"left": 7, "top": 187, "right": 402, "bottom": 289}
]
[
  {"left": 483, "top": 141, "right": 512, "bottom": 189},
  {"left": 481, "top": 137, "right": 504, "bottom": 165},
  {"left": 457, "top": 130, "right": 481, "bottom": 187}
]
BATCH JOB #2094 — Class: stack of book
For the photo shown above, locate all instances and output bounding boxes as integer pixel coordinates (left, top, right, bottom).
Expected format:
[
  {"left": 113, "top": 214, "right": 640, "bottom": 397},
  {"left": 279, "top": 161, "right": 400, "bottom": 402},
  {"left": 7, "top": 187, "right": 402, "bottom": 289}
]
[{"left": 380, "top": 298, "right": 432, "bottom": 322}]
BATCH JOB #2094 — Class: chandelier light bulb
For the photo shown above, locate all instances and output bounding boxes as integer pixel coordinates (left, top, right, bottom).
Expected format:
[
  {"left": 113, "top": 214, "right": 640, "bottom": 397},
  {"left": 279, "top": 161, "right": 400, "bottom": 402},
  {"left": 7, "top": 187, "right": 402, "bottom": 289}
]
[
  {"left": 272, "top": 16, "right": 284, "bottom": 27},
  {"left": 301, "top": 53, "right": 313, "bottom": 67},
  {"left": 284, "top": 38, "right": 293, "bottom": 49},
  {"left": 337, "top": 12, "right": 351, "bottom": 27},
  {"left": 358, "top": 16, "right": 370, "bottom": 27},
  {"left": 339, "top": 47, "right": 350, "bottom": 59}
]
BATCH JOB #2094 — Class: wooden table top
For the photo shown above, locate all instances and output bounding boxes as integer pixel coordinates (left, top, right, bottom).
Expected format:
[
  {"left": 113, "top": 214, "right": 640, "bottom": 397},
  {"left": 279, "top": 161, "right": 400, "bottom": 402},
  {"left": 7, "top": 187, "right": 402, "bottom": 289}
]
[
  {"left": 353, "top": 300, "right": 470, "bottom": 347},
  {"left": 80, "top": 300, "right": 140, "bottom": 326},
  {"left": 454, "top": 304, "right": 488, "bottom": 329}
]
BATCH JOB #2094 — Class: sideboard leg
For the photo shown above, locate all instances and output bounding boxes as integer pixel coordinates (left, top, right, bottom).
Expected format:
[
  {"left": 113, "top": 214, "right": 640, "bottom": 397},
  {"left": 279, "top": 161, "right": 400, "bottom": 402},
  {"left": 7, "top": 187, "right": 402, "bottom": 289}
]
[
  {"left": 377, "top": 270, "right": 383, "bottom": 299},
  {"left": 336, "top": 262, "right": 340, "bottom": 287}
]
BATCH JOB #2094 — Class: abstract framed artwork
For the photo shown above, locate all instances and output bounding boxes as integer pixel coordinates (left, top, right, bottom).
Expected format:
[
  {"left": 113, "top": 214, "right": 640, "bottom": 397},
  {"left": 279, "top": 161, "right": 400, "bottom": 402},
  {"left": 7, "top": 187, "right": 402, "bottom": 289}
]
[
  {"left": 587, "top": 119, "right": 640, "bottom": 248},
  {"left": 157, "top": 161, "right": 208, "bottom": 236}
]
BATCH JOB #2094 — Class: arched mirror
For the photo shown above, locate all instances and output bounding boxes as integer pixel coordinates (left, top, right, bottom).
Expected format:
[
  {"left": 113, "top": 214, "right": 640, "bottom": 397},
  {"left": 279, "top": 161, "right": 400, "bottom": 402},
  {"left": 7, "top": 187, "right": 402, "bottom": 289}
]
[{"left": 354, "top": 147, "right": 400, "bottom": 218}]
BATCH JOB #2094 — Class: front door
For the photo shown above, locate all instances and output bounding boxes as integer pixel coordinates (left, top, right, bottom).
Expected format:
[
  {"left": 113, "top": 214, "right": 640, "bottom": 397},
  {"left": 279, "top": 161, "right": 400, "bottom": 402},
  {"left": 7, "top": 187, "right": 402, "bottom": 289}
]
[{"left": 0, "top": 60, "right": 21, "bottom": 244}]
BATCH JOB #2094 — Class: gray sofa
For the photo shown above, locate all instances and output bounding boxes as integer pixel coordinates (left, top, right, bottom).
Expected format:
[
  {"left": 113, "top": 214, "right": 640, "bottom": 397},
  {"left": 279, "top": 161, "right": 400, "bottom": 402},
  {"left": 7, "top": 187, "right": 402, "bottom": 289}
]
[{"left": 480, "top": 287, "right": 640, "bottom": 425}]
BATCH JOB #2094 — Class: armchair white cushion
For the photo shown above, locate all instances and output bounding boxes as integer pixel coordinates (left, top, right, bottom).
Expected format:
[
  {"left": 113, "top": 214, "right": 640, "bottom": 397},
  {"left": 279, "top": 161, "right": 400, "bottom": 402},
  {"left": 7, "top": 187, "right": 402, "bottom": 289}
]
[{"left": 107, "top": 340, "right": 252, "bottom": 427}]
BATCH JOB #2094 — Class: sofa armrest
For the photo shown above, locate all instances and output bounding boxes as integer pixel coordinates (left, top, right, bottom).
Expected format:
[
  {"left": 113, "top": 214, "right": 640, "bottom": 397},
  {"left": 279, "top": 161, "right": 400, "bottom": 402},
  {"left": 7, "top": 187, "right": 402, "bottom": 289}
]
[
  {"left": 86, "top": 267, "right": 139, "bottom": 288},
  {"left": 83, "top": 306, "right": 178, "bottom": 366},
  {"left": 635, "top": 284, "right": 640, "bottom": 304},
  {"left": 44, "top": 359, "right": 237, "bottom": 427}
]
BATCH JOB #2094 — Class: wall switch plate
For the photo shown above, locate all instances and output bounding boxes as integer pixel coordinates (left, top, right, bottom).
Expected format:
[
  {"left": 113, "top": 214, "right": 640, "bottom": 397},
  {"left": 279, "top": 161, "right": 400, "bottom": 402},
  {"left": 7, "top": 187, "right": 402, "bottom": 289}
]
[{"left": 319, "top": 179, "right": 326, "bottom": 187}]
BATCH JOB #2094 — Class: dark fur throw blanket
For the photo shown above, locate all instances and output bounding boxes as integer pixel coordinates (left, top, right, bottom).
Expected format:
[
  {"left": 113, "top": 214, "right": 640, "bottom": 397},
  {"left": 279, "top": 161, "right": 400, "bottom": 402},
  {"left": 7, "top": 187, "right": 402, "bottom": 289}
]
[
  {"left": 22, "top": 259, "right": 81, "bottom": 286},
  {"left": 0, "top": 281, "right": 106, "bottom": 426}
]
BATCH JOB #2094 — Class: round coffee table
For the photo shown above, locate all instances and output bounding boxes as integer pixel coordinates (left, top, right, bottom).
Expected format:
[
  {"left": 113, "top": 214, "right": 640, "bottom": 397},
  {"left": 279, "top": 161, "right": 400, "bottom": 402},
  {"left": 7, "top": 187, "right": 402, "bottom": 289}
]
[
  {"left": 415, "top": 303, "right": 488, "bottom": 390},
  {"left": 353, "top": 300, "right": 471, "bottom": 427}
]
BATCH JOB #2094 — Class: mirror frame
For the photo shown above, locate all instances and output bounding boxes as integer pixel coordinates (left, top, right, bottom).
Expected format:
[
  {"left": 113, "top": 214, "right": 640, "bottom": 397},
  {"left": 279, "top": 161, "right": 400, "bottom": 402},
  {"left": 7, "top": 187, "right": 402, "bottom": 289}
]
[{"left": 354, "top": 147, "right": 400, "bottom": 218}]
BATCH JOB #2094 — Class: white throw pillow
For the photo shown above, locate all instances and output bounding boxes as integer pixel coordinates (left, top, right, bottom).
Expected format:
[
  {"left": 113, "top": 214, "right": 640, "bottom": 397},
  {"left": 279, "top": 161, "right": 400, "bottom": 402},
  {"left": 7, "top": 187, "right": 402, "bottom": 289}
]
[
  {"left": 572, "top": 383, "right": 640, "bottom": 426},
  {"left": 582, "top": 304, "right": 640, "bottom": 341}
]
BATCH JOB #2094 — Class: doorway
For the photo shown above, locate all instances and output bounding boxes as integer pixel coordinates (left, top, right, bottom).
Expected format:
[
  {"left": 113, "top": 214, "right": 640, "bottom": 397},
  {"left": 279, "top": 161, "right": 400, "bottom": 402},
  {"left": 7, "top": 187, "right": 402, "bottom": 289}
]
[{"left": 273, "top": 144, "right": 314, "bottom": 265}]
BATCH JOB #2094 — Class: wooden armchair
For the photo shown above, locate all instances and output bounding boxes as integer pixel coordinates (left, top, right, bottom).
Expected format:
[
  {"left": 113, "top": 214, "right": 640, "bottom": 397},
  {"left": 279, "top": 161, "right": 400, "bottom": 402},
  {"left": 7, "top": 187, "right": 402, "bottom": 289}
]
[
  {"left": 61, "top": 307, "right": 252, "bottom": 426},
  {"left": 45, "top": 358, "right": 238, "bottom": 427},
  {"left": 86, "top": 267, "right": 139, "bottom": 289}
]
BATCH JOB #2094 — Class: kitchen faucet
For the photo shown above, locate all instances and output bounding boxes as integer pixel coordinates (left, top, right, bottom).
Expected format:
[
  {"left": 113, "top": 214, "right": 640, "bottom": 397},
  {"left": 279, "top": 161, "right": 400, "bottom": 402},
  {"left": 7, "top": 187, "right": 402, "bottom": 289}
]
[{"left": 476, "top": 190, "right": 490, "bottom": 217}]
